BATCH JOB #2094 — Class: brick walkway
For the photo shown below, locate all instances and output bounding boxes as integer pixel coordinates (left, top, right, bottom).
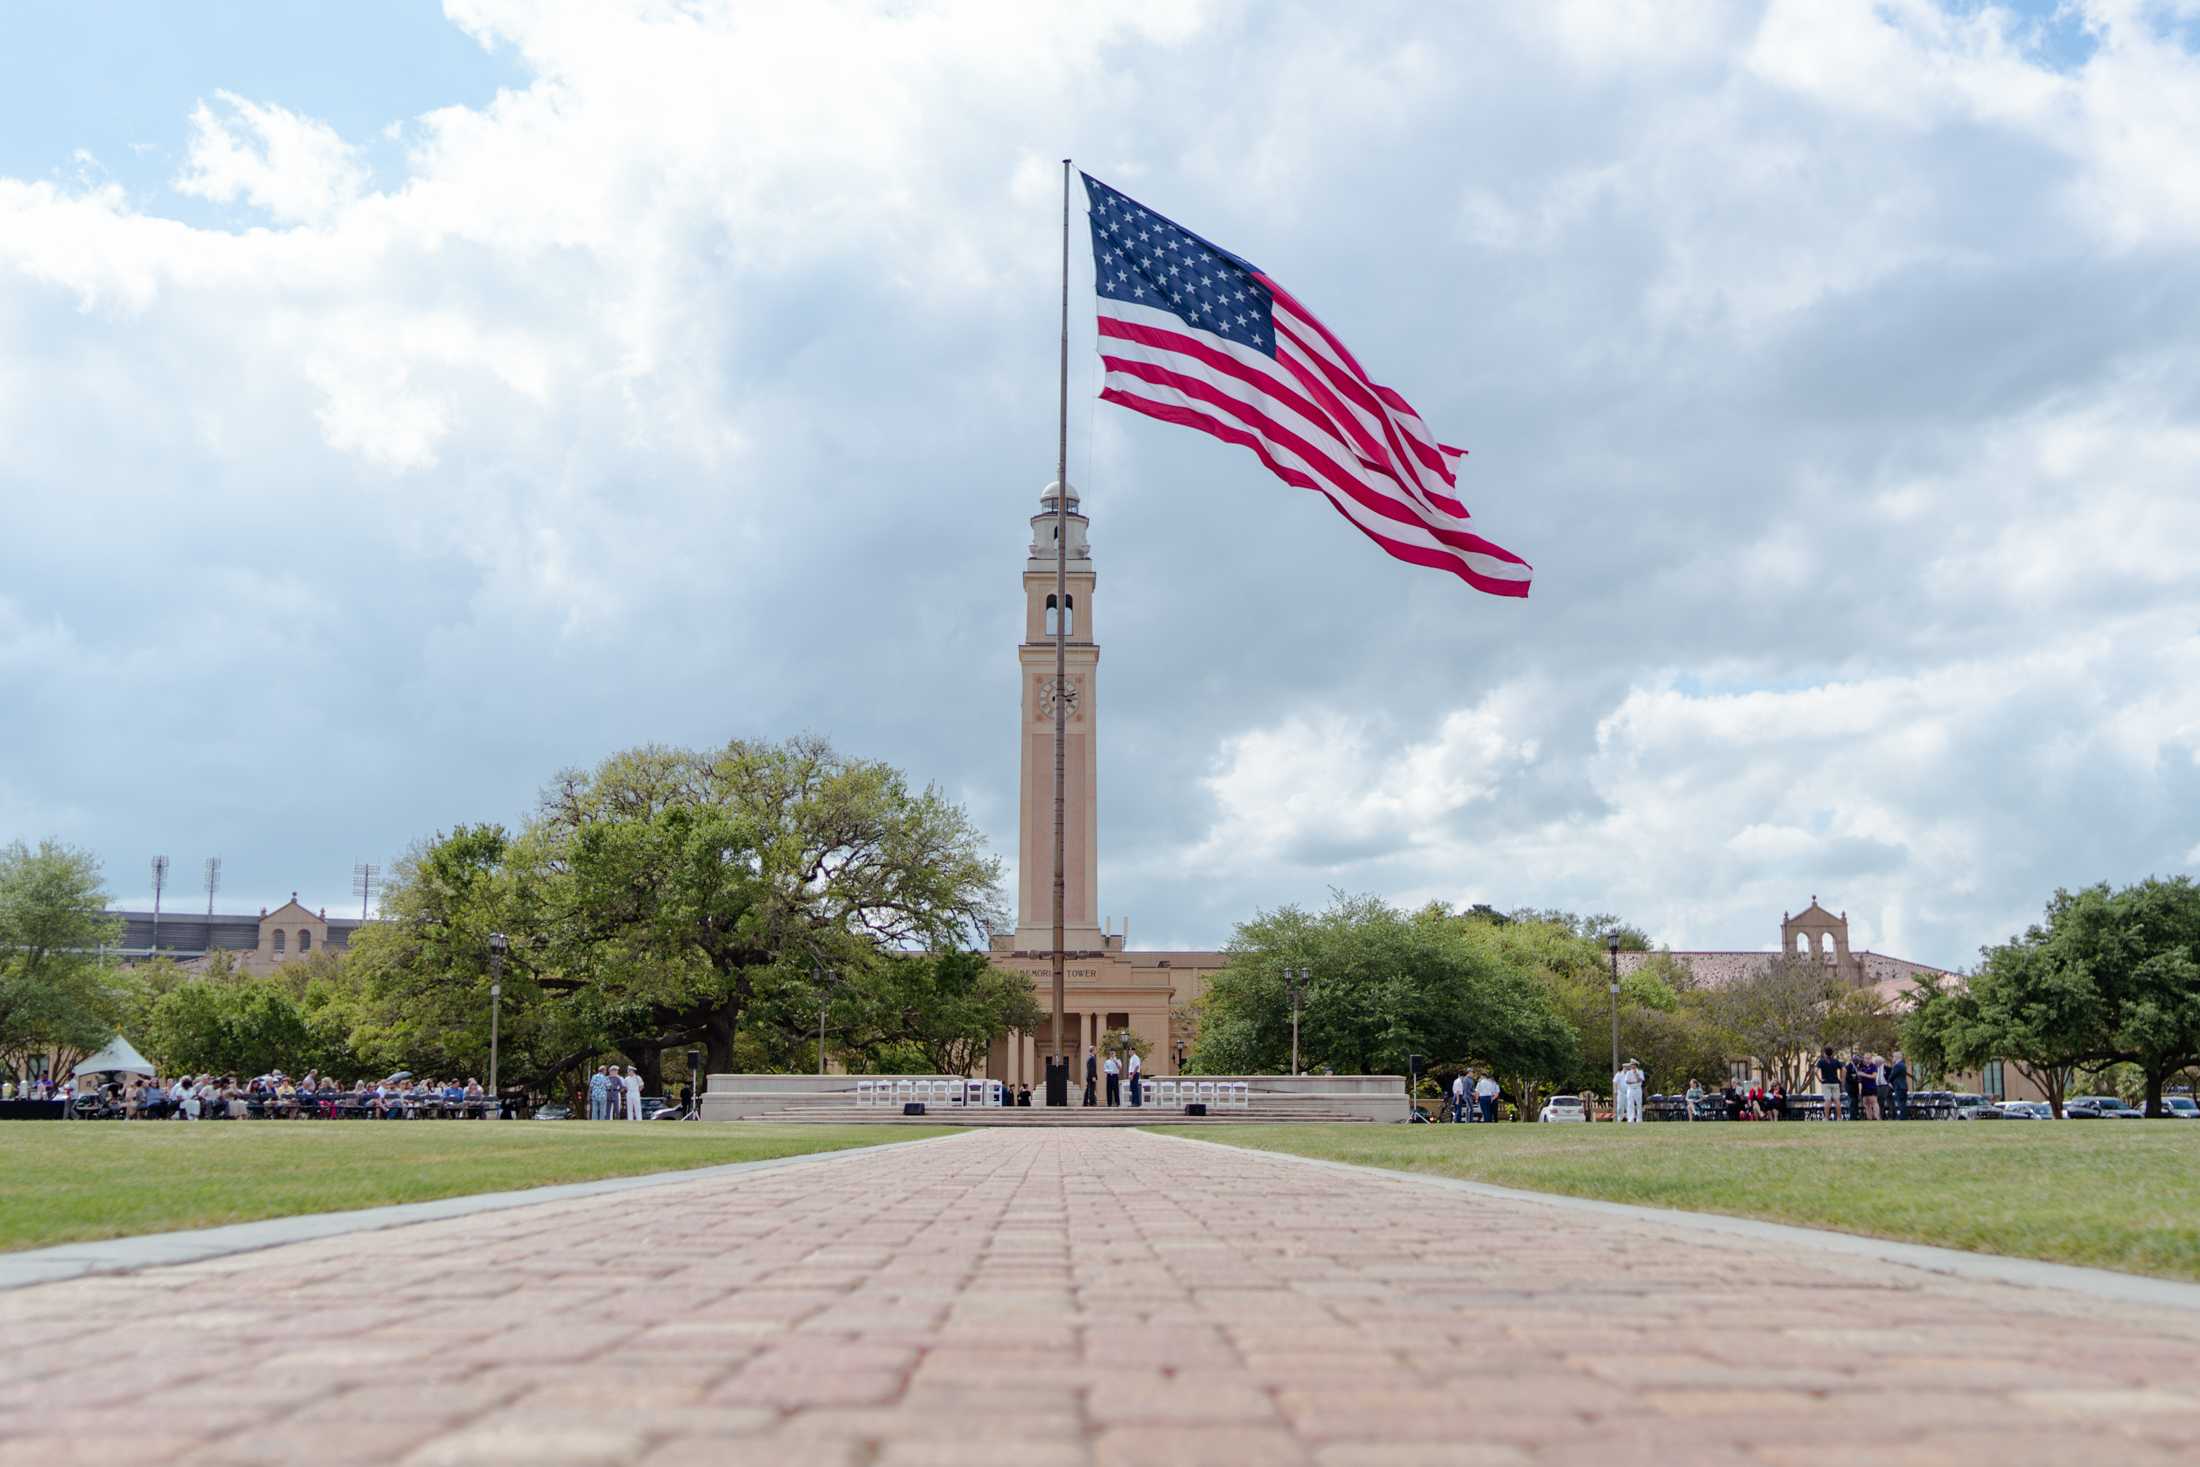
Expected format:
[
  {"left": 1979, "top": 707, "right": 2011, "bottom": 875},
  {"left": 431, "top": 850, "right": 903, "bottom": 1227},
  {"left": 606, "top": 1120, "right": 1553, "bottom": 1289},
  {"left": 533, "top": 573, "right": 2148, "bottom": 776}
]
[{"left": 4, "top": 1129, "right": 2197, "bottom": 1466}]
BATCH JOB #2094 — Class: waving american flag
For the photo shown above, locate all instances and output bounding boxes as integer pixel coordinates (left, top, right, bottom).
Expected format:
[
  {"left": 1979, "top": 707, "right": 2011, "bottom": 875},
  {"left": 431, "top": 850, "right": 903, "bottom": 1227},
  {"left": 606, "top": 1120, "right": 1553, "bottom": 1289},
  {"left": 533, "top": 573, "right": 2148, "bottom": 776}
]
[{"left": 1083, "top": 172, "right": 1531, "bottom": 598}]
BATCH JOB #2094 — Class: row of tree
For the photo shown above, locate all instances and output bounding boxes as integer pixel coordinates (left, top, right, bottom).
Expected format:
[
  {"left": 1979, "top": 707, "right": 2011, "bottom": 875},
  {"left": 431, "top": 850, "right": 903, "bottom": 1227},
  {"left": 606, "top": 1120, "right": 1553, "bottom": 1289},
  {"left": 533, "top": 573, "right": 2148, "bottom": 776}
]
[
  {"left": 1901, "top": 878, "right": 2200, "bottom": 1116},
  {"left": 0, "top": 738, "right": 1042, "bottom": 1093},
  {"left": 8, "top": 744, "right": 2195, "bottom": 1112},
  {"left": 1182, "top": 894, "right": 1907, "bottom": 1111}
]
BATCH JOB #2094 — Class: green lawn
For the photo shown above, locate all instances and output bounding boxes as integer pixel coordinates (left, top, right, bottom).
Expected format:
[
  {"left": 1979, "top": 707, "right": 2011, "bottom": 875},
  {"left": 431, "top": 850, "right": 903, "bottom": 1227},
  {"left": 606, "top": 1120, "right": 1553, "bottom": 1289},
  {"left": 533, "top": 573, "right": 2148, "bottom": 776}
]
[
  {"left": 1158, "top": 1122, "right": 2200, "bottom": 1282},
  {"left": 0, "top": 1122, "right": 950, "bottom": 1253}
]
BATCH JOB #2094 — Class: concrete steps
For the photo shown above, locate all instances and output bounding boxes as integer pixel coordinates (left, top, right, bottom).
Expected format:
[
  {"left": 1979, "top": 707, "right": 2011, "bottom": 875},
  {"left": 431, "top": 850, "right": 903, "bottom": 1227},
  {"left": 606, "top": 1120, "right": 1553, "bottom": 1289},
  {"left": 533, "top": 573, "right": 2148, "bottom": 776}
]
[{"left": 733, "top": 1104, "right": 1379, "bottom": 1126}]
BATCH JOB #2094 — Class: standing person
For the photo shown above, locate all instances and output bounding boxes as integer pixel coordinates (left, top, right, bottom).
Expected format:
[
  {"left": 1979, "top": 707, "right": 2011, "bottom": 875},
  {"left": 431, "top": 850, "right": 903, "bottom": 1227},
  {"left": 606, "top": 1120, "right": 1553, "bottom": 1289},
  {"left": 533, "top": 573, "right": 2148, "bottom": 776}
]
[
  {"left": 1843, "top": 1051, "right": 1864, "bottom": 1122},
  {"left": 1450, "top": 1072, "right": 1469, "bottom": 1123},
  {"left": 1856, "top": 1054, "right": 1881, "bottom": 1120},
  {"left": 1127, "top": 1048, "right": 1142, "bottom": 1108},
  {"left": 1103, "top": 1051, "right": 1121, "bottom": 1107},
  {"left": 1083, "top": 1047, "right": 1098, "bottom": 1107},
  {"left": 1885, "top": 1051, "right": 1910, "bottom": 1121},
  {"left": 588, "top": 1065, "right": 611, "bottom": 1122},
  {"left": 1815, "top": 1046, "right": 1843, "bottom": 1120},
  {"left": 1614, "top": 1061, "right": 1645, "bottom": 1124},
  {"left": 1580, "top": 1088, "right": 1598, "bottom": 1122},
  {"left": 1474, "top": 1072, "right": 1501, "bottom": 1123},
  {"left": 624, "top": 1066, "right": 645, "bottom": 1122}
]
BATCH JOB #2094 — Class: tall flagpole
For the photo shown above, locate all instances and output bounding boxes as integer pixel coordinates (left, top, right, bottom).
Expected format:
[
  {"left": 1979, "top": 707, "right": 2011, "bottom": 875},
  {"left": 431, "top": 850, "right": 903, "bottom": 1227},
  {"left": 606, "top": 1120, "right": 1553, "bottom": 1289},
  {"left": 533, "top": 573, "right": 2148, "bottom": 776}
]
[{"left": 1049, "top": 157, "right": 1070, "bottom": 1101}]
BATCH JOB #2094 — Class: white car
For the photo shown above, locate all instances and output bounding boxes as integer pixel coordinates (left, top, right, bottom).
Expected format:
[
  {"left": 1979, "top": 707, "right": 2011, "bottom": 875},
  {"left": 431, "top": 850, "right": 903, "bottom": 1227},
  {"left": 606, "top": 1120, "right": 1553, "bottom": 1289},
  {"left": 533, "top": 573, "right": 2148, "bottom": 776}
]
[{"left": 1538, "top": 1095, "right": 1587, "bottom": 1123}]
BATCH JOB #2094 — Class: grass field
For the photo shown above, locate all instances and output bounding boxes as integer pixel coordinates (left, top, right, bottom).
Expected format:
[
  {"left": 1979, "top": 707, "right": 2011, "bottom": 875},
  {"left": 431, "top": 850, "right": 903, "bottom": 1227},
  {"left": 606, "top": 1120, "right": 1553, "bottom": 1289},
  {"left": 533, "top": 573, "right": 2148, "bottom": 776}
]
[
  {"left": 1160, "top": 1121, "right": 2200, "bottom": 1282},
  {"left": 0, "top": 1122, "right": 951, "bottom": 1253}
]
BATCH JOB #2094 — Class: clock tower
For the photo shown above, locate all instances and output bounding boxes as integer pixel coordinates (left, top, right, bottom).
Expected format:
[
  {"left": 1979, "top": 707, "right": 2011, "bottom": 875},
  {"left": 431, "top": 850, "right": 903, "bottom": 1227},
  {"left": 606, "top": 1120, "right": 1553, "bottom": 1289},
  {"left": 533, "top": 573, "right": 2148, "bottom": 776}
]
[{"left": 1012, "top": 481, "right": 1103, "bottom": 954}]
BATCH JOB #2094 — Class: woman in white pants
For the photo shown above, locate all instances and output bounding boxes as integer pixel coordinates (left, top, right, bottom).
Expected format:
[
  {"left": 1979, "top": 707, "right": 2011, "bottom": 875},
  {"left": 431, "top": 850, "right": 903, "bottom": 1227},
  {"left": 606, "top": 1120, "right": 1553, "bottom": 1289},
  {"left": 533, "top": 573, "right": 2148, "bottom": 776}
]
[{"left": 624, "top": 1066, "right": 645, "bottom": 1122}]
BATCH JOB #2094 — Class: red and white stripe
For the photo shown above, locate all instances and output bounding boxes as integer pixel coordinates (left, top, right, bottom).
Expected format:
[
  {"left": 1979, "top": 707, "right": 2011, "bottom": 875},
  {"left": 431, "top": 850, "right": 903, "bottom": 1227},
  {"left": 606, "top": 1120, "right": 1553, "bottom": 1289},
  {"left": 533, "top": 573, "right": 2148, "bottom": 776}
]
[{"left": 1096, "top": 291, "right": 1532, "bottom": 598}]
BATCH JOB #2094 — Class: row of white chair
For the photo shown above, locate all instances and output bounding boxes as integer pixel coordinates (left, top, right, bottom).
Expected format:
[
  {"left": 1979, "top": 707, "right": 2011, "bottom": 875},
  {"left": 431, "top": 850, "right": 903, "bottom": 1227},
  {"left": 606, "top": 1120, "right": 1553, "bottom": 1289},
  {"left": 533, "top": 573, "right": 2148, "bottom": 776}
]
[
  {"left": 845, "top": 1078, "right": 1253, "bottom": 1110},
  {"left": 1145, "top": 1080, "right": 1250, "bottom": 1110},
  {"left": 853, "top": 1079, "right": 1005, "bottom": 1107}
]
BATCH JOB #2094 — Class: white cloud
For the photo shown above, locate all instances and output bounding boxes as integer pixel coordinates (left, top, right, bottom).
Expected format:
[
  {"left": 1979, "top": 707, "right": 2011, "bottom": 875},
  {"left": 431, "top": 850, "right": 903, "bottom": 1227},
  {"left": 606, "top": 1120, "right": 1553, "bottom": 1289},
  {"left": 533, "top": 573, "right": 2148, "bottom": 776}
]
[
  {"left": 2, "top": 0, "right": 2197, "bottom": 958},
  {"left": 1185, "top": 617, "right": 2200, "bottom": 965},
  {"left": 175, "top": 91, "right": 370, "bottom": 224}
]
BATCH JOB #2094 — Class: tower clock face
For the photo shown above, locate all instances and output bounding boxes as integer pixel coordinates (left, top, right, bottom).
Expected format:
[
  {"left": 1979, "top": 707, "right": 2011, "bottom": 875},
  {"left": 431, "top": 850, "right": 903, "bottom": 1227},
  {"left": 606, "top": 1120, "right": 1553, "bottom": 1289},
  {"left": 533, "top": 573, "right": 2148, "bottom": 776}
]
[{"left": 1038, "top": 677, "right": 1080, "bottom": 720}]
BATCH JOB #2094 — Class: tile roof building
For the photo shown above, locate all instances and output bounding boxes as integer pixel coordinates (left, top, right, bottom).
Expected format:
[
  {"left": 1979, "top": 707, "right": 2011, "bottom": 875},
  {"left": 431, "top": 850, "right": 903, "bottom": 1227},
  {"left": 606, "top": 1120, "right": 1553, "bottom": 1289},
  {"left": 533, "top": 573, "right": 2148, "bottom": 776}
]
[
  {"left": 1615, "top": 898, "right": 1962, "bottom": 1001},
  {"left": 107, "top": 895, "right": 366, "bottom": 974}
]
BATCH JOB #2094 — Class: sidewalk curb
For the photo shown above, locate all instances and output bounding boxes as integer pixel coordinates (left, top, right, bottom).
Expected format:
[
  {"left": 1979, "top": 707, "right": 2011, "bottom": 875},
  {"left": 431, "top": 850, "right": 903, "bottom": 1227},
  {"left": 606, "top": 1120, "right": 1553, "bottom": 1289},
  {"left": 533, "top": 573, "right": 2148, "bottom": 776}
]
[
  {"left": 1141, "top": 1128, "right": 2200, "bottom": 1315},
  {"left": 0, "top": 1129, "right": 981, "bottom": 1292}
]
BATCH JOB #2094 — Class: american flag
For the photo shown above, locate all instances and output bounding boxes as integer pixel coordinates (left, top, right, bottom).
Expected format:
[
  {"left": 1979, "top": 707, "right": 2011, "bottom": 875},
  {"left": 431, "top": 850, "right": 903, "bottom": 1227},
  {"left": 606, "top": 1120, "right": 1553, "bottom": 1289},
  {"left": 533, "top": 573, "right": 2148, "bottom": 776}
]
[{"left": 1082, "top": 173, "right": 1532, "bottom": 598}]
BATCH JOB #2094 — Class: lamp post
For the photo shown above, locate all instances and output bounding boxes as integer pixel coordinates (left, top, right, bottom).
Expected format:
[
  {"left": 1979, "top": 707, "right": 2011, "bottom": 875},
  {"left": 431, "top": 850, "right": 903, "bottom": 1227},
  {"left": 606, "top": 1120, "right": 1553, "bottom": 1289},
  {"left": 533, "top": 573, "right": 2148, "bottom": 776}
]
[
  {"left": 815, "top": 963, "right": 839, "bottom": 1078},
  {"left": 685, "top": 1047, "right": 703, "bottom": 1120},
  {"left": 1605, "top": 931, "right": 1621, "bottom": 1087},
  {"left": 488, "top": 932, "right": 507, "bottom": 1109},
  {"left": 1285, "top": 967, "right": 1308, "bottom": 1077}
]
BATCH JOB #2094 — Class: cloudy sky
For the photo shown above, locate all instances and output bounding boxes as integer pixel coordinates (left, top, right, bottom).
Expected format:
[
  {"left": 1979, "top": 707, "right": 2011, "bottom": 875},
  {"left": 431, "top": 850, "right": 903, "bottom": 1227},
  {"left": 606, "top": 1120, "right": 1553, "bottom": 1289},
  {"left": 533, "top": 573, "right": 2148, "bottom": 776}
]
[{"left": 3, "top": 0, "right": 2196, "bottom": 970}]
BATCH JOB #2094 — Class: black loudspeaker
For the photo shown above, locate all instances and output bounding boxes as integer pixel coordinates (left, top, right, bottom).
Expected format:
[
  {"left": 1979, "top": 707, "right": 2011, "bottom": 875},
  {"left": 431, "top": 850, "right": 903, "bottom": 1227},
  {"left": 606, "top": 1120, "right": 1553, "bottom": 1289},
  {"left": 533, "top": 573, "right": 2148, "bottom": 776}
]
[
  {"left": 1185, "top": 1103, "right": 1208, "bottom": 1116},
  {"left": 903, "top": 1102, "right": 927, "bottom": 1116}
]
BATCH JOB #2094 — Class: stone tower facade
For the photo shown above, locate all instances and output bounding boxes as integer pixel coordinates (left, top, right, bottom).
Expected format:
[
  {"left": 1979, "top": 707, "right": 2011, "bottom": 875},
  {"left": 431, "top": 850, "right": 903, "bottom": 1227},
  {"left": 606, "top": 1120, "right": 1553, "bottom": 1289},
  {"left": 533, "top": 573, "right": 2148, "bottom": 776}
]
[
  {"left": 1012, "top": 481, "right": 1104, "bottom": 955},
  {"left": 1782, "top": 897, "right": 1861, "bottom": 984}
]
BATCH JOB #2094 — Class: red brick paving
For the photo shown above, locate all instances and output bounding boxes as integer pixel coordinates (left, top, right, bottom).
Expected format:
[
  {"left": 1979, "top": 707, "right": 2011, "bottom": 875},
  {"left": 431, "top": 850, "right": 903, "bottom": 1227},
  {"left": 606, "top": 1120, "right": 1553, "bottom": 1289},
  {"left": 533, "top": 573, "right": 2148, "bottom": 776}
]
[{"left": 1, "top": 1129, "right": 2195, "bottom": 1465}]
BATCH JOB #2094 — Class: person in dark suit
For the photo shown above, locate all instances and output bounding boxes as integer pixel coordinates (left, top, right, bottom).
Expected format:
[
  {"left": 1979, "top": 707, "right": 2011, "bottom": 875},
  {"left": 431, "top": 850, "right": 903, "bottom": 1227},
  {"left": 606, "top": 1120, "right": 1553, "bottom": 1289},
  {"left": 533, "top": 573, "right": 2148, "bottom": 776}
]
[
  {"left": 1083, "top": 1047, "right": 1098, "bottom": 1107},
  {"left": 1885, "top": 1051, "right": 1910, "bottom": 1120}
]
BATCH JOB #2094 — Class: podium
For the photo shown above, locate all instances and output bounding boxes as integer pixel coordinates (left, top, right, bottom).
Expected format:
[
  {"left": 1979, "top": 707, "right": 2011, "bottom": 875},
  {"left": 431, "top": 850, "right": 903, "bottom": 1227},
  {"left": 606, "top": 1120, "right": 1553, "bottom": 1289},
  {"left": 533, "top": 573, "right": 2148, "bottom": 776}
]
[{"left": 1044, "top": 1056, "right": 1070, "bottom": 1107}]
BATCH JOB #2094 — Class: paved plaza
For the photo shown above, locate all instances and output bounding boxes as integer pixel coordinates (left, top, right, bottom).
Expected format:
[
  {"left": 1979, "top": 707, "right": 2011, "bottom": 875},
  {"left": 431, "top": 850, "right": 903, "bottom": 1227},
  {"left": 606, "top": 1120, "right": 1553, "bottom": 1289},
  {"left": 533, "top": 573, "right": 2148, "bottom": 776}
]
[{"left": 4, "top": 1129, "right": 2199, "bottom": 1465}]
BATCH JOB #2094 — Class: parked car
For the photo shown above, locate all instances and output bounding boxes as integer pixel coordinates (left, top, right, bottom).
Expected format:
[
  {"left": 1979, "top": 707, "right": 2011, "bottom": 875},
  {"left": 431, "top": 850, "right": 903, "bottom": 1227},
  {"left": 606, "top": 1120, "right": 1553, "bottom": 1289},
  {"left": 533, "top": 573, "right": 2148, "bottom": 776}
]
[
  {"left": 1950, "top": 1094, "right": 2003, "bottom": 1119},
  {"left": 2163, "top": 1096, "right": 2199, "bottom": 1120},
  {"left": 2062, "top": 1097, "right": 2106, "bottom": 1118},
  {"left": 1997, "top": 1100, "right": 2053, "bottom": 1119},
  {"left": 1538, "top": 1095, "right": 1587, "bottom": 1123},
  {"left": 2068, "top": 1094, "right": 2144, "bottom": 1119}
]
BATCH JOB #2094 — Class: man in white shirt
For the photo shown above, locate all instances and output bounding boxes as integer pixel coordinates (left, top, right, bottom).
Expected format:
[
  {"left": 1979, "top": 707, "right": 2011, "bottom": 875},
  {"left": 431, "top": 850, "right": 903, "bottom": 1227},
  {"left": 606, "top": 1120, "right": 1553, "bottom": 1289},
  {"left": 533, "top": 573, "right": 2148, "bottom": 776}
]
[
  {"left": 1474, "top": 1073, "right": 1500, "bottom": 1123},
  {"left": 624, "top": 1066, "right": 645, "bottom": 1122},
  {"left": 1613, "top": 1061, "right": 1646, "bottom": 1123},
  {"left": 1103, "top": 1052, "right": 1122, "bottom": 1106},
  {"left": 1450, "top": 1073, "right": 1469, "bottom": 1122},
  {"left": 1127, "top": 1049, "right": 1143, "bottom": 1107}
]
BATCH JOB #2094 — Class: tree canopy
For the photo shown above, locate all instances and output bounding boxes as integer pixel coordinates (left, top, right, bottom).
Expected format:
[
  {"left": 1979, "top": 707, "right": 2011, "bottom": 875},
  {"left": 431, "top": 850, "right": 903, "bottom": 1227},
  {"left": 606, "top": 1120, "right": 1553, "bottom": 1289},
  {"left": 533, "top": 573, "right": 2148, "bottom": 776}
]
[
  {"left": 1908, "top": 877, "right": 2200, "bottom": 1116},
  {"left": 0, "top": 839, "right": 126, "bottom": 1074},
  {"left": 343, "top": 736, "right": 1016, "bottom": 1090},
  {"left": 1187, "top": 894, "right": 1578, "bottom": 1103}
]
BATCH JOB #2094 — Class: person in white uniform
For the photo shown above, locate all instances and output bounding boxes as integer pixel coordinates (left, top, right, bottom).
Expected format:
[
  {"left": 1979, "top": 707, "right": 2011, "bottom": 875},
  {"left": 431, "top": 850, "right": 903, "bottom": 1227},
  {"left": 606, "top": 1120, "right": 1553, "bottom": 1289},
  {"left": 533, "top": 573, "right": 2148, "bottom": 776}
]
[
  {"left": 1127, "top": 1048, "right": 1142, "bottom": 1107},
  {"left": 1102, "top": 1052, "right": 1121, "bottom": 1106},
  {"left": 1613, "top": 1060, "right": 1646, "bottom": 1123},
  {"left": 623, "top": 1066, "right": 645, "bottom": 1122}
]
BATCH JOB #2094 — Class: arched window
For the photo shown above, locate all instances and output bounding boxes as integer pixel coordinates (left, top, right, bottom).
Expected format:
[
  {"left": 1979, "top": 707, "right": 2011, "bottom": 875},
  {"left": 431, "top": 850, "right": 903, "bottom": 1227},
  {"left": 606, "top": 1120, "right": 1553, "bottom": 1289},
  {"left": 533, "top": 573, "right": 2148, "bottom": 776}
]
[
  {"left": 1045, "top": 593, "right": 1076, "bottom": 636},
  {"left": 272, "top": 929, "right": 285, "bottom": 957},
  {"left": 298, "top": 929, "right": 312, "bottom": 953}
]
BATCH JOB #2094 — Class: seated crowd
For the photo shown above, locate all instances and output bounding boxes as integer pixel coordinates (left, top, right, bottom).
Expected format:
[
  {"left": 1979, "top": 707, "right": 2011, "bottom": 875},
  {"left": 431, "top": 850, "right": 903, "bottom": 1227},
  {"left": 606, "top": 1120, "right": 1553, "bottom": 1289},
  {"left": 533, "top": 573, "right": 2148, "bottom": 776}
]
[{"left": 73, "top": 1071, "right": 499, "bottom": 1120}]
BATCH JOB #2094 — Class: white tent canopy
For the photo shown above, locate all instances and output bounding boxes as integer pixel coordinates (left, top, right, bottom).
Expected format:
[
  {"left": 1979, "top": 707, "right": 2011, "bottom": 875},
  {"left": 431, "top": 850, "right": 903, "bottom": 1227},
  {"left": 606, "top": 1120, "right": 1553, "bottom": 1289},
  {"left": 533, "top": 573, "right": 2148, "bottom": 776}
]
[{"left": 73, "top": 1035, "right": 155, "bottom": 1078}]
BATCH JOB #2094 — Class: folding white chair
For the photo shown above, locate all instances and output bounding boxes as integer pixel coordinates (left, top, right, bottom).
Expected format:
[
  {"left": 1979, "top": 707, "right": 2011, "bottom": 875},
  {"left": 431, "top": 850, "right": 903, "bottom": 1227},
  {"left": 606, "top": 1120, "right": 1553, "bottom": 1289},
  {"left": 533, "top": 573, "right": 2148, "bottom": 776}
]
[
  {"left": 1231, "top": 1082, "right": 1251, "bottom": 1110},
  {"left": 1197, "top": 1082, "right": 1218, "bottom": 1108},
  {"left": 855, "top": 1079, "right": 876, "bottom": 1108},
  {"left": 894, "top": 1080, "right": 915, "bottom": 1108}
]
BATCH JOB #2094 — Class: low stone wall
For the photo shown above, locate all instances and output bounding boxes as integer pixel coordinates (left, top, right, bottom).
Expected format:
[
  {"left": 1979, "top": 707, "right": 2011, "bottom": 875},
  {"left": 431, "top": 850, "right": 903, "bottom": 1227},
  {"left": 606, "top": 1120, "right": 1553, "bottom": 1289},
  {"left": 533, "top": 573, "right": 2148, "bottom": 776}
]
[{"left": 699, "top": 1072, "right": 1410, "bottom": 1122}]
